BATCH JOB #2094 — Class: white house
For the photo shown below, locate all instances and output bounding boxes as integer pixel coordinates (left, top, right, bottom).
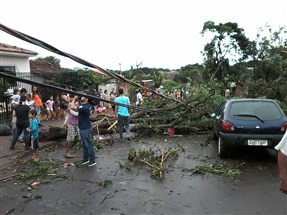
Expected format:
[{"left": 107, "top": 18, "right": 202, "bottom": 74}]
[{"left": 0, "top": 43, "right": 38, "bottom": 92}]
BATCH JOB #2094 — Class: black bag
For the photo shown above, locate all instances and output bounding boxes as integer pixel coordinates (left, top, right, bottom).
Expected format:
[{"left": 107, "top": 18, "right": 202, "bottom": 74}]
[
  {"left": 60, "top": 100, "right": 69, "bottom": 110},
  {"left": 0, "top": 124, "right": 12, "bottom": 136}
]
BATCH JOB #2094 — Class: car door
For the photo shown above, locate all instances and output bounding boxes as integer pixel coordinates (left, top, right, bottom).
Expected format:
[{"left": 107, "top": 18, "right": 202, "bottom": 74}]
[{"left": 212, "top": 101, "right": 226, "bottom": 137}]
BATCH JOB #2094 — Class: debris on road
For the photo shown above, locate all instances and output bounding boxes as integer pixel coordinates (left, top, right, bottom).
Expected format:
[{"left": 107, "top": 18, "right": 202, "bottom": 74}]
[
  {"left": 31, "top": 181, "right": 41, "bottom": 188},
  {"left": 122, "top": 143, "right": 184, "bottom": 178}
]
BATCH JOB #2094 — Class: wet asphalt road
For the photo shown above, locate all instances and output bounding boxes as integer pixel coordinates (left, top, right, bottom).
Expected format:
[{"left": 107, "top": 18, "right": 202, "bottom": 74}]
[{"left": 1, "top": 135, "right": 287, "bottom": 215}]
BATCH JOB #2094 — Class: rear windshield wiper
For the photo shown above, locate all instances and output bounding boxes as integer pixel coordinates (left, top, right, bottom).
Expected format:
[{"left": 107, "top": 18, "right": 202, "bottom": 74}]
[{"left": 233, "top": 114, "right": 264, "bottom": 123}]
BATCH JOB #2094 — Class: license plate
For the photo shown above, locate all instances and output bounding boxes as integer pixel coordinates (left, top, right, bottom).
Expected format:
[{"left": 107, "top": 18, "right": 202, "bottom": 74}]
[{"left": 248, "top": 139, "right": 268, "bottom": 146}]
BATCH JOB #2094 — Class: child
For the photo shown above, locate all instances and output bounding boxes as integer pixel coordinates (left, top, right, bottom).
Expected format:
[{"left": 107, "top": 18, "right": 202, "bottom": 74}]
[
  {"left": 28, "top": 109, "right": 40, "bottom": 161},
  {"left": 45, "top": 96, "right": 55, "bottom": 120},
  {"left": 54, "top": 95, "right": 62, "bottom": 120}
]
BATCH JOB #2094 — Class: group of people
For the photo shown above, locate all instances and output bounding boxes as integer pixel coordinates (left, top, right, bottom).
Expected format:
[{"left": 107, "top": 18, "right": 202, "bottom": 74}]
[
  {"left": 7, "top": 85, "right": 133, "bottom": 166},
  {"left": 62, "top": 88, "right": 132, "bottom": 165},
  {"left": 67, "top": 94, "right": 96, "bottom": 167},
  {"left": 7, "top": 86, "right": 71, "bottom": 161},
  {"left": 9, "top": 86, "right": 41, "bottom": 162},
  {"left": 7, "top": 86, "right": 97, "bottom": 166},
  {"left": 92, "top": 88, "right": 117, "bottom": 114},
  {"left": 166, "top": 89, "right": 184, "bottom": 99}
]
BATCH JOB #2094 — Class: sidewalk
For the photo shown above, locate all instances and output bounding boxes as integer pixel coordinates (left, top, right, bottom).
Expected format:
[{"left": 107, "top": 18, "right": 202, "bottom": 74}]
[{"left": 0, "top": 119, "right": 65, "bottom": 168}]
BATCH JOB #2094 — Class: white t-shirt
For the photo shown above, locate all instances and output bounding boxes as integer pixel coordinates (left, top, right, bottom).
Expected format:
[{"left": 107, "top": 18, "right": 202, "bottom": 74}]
[
  {"left": 26, "top": 100, "right": 35, "bottom": 109},
  {"left": 45, "top": 100, "right": 54, "bottom": 111},
  {"left": 136, "top": 92, "right": 143, "bottom": 105},
  {"left": 10, "top": 94, "right": 20, "bottom": 105}
]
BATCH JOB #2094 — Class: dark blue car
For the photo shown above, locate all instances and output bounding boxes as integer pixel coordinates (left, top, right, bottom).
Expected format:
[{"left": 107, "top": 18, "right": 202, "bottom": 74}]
[{"left": 211, "top": 98, "right": 287, "bottom": 158}]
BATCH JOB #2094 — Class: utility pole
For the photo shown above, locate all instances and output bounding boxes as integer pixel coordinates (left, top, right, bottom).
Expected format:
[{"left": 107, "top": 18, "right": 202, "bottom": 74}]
[
  {"left": 119, "top": 63, "right": 122, "bottom": 75},
  {"left": 136, "top": 61, "right": 143, "bottom": 74}
]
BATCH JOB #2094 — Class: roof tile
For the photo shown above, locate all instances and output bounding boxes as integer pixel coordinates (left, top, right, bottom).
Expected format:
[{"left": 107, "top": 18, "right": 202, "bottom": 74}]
[{"left": 0, "top": 43, "right": 38, "bottom": 55}]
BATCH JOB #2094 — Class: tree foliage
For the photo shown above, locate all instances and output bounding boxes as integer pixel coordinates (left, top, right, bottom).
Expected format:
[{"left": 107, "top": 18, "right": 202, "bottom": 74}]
[
  {"left": 201, "top": 21, "right": 287, "bottom": 112},
  {"left": 201, "top": 21, "right": 252, "bottom": 81},
  {"left": 162, "top": 80, "right": 179, "bottom": 92},
  {"left": 174, "top": 64, "right": 204, "bottom": 84},
  {"left": 59, "top": 68, "right": 109, "bottom": 91}
]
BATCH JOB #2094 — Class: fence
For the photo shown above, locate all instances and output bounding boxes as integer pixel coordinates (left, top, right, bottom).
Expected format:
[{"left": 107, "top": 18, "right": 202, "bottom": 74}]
[
  {"left": 0, "top": 98, "right": 11, "bottom": 122},
  {"left": 0, "top": 71, "right": 105, "bottom": 123},
  {"left": 0, "top": 72, "right": 33, "bottom": 123}
]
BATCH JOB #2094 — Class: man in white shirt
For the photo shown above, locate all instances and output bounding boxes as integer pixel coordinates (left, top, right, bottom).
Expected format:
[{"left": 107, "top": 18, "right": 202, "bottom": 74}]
[
  {"left": 10, "top": 89, "right": 20, "bottom": 106},
  {"left": 136, "top": 89, "right": 143, "bottom": 107}
]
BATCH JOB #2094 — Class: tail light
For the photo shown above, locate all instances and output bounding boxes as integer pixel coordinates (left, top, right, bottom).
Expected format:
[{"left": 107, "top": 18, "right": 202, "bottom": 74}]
[
  {"left": 221, "top": 120, "right": 234, "bottom": 131},
  {"left": 281, "top": 122, "right": 287, "bottom": 131}
]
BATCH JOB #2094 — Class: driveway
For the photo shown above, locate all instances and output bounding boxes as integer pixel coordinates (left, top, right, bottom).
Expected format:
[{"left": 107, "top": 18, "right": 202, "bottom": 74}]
[{"left": 1, "top": 135, "right": 286, "bottom": 215}]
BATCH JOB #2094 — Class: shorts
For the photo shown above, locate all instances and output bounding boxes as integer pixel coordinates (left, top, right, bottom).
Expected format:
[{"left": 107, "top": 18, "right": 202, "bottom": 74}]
[
  {"left": 31, "top": 137, "right": 39, "bottom": 150},
  {"left": 67, "top": 124, "right": 79, "bottom": 141}
]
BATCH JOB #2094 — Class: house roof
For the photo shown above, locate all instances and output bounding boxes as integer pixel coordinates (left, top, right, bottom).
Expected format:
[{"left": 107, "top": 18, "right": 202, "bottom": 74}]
[
  {"left": 0, "top": 43, "right": 38, "bottom": 56},
  {"left": 30, "top": 60, "right": 61, "bottom": 74},
  {"left": 30, "top": 61, "right": 110, "bottom": 76}
]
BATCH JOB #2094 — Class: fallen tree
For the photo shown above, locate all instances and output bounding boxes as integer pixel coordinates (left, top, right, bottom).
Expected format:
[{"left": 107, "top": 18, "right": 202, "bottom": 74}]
[{"left": 39, "top": 83, "right": 224, "bottom": 140}]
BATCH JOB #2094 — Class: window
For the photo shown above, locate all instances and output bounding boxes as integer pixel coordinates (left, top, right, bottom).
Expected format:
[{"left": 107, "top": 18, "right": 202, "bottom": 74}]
[{"left": 230, "top": 101, "right": 282, "bottom": 120}]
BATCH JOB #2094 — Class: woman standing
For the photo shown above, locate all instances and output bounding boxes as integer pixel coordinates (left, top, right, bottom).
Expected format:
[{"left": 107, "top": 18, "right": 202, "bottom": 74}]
[{"left": 31, "top": 86, "right": 43, "bottom": 124}]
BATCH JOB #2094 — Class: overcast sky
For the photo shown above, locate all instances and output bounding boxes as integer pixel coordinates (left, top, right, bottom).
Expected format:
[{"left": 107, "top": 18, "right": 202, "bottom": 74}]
[{"left": 1, "top": 0, "right": 286, "bottom": 71}]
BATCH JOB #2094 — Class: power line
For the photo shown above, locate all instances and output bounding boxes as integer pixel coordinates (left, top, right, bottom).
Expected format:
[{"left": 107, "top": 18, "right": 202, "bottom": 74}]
[{"left": 0, "top": 22, "right": 192, "bottom": 108}]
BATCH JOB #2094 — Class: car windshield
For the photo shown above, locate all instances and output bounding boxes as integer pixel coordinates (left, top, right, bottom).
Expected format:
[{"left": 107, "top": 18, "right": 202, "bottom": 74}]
[{"left": 230, "top": 101, "right": 283, "bottom": 121}]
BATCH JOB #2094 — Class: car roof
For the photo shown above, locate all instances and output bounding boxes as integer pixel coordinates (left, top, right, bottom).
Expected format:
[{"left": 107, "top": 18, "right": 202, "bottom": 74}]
[{"left": 226, "top": 98, "right": 276, "bottom": 103}]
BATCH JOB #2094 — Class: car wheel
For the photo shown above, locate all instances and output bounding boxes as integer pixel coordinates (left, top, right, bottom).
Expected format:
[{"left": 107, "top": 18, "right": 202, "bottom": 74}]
[{"left": 218, "top": 136, "right": 228, "bottom": 158}]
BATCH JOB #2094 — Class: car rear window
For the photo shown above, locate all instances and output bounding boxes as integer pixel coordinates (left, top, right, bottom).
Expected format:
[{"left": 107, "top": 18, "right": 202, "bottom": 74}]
[{"left": 230, "top": 101, "right": 283, "bottom": 121}]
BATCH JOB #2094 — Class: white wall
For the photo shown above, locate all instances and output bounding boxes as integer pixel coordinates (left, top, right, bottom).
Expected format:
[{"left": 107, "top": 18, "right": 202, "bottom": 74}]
[
  {"left": 0, "top": 55, "right": 32, "bottom": 92},
  {"left": 0, "top": 55, "right": 31, "bottom": 72},
  {"left": 98, "top": 83, "right": 118, "bottom": 95}
]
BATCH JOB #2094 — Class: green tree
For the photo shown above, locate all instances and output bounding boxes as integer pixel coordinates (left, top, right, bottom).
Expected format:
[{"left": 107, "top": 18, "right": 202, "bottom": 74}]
[
  {"left": 174, "top": 64, "right": 204, "bottom": 84},
  {"left": 201, "top": 21, "right": 252, "bottom": 81},
  {"left": 245, "top": 25, "right": 287, "bottom": 101},
  {"left": 162, "top": 80, "right": 179, "bottom": 93},
  {"left": 248, "top": 25, "right": 287, "bottom": 80},
  {"left": 151, "top": 70, "right": 164, "bottom": 88}
]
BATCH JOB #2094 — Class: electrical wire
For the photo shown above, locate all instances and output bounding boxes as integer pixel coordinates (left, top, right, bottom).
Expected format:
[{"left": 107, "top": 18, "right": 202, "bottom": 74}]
[
  {"left": 0, "top": 69, "right": 175, "bottom": 115},
  {"left": 0, "top": 22, "right": 193, "bottom": 109}
]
